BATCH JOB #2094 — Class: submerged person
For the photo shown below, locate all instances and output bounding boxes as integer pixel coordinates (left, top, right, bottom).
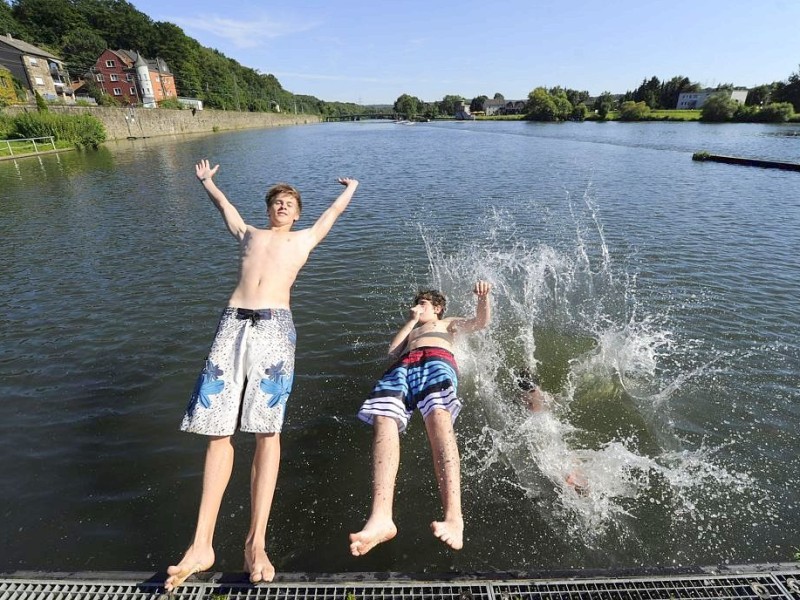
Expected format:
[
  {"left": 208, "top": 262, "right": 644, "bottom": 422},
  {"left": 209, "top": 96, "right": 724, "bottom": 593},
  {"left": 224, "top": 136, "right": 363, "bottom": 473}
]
[
  {"left": 165, "top": 159, "right": 359, "bottom": 592},
  {"left": 350, "top": 281, "right": 492, "bottom": 556},
  {"left": 515, "top": 369, "right": 589, "bottom": 494}
]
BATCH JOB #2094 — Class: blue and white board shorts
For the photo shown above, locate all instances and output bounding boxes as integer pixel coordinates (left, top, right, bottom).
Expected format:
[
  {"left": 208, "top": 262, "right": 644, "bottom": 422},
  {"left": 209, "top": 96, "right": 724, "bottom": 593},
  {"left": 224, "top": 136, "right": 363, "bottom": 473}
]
[
  {"left": 357, "top": 346, "right": 461, "bottom": 433},
  {"left": 181, "top": 307, "right": 296, "bottom": 436}
]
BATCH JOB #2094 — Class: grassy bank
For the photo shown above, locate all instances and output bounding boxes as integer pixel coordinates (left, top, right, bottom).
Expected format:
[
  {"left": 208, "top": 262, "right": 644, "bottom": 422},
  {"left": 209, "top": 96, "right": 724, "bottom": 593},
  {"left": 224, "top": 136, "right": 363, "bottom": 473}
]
[
  {"left": 0, "top": 137, "right": 75, "bottom": 158},
  {"left": 477, "top": 109, "right": 704, "bottom": 122},
  {"left": 0, "top": 110, "right": 106, "bottom": 152}
]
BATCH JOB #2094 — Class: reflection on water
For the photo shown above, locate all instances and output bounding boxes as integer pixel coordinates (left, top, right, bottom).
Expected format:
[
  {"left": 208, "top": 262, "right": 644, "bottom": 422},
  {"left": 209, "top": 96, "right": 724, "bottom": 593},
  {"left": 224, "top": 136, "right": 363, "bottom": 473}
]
[{"left": 0, "top": 122, "right": 798, "bottom": 574}]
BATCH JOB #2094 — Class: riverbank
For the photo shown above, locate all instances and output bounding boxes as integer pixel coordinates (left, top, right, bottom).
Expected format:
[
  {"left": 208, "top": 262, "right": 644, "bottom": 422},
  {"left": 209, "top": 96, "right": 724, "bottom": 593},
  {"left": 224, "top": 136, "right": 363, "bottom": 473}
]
[{"left": 2, "top": 105, "right": 321, "bottom": 141}]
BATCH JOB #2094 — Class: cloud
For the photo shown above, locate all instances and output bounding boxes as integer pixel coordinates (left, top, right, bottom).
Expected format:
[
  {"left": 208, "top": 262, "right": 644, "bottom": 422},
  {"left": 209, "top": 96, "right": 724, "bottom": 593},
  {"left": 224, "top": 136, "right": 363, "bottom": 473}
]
[{"left": 170, "top": 14, "right": 318, "bottom": 49}]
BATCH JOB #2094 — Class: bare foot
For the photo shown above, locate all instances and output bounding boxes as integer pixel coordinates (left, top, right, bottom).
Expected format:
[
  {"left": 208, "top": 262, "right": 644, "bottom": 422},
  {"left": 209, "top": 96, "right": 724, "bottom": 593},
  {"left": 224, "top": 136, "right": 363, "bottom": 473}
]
[
  {"left": 349, "top": 517, "right": 398, "bottom": 556},
  {"left": 244, "top": 545, "right": 275, "bottom": 584},
  {"left": 165, "top": 545, "right": 214, "bottom": 592},
  {"left": 431, "top": 517, "right": 463, "bottom": 550}
]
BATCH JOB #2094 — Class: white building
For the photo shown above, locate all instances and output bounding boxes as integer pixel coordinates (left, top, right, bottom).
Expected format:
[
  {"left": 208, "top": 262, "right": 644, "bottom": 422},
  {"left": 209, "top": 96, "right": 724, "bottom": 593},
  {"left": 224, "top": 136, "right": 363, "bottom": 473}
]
[{"left": 676, "top": 88, "right": 748, "bottom": 109}]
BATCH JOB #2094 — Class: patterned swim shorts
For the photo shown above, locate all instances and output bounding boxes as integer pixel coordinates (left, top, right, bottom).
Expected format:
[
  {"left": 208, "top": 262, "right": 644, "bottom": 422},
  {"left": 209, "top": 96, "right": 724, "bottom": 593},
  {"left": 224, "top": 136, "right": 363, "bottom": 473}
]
[
  {"left": 181, "top": 307, "right": 296, "bottom": 436},
  {"left": 357, "top": 346, "right": 461, "bottom": 433}
]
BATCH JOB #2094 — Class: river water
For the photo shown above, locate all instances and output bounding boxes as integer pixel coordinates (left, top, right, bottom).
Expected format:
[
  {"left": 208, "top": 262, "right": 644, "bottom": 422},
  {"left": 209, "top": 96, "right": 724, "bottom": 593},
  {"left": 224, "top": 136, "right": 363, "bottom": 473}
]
[{"left": 1, "top": 120, "right": 799, "bottom": 574}]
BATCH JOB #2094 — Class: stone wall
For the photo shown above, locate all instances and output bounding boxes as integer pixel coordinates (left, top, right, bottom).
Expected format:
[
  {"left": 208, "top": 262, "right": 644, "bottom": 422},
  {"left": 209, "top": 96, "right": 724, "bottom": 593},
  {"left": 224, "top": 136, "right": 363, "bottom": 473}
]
[{"left": 4, "top": 105, "right": 321, "bottom": 141}]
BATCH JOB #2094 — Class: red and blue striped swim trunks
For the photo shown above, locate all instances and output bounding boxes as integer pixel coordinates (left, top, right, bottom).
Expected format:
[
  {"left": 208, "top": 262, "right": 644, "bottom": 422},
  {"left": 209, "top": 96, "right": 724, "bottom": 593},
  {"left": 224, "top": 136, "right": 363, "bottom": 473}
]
[{"left": 357, "top": 346, "right": 461, "bottom": 432}]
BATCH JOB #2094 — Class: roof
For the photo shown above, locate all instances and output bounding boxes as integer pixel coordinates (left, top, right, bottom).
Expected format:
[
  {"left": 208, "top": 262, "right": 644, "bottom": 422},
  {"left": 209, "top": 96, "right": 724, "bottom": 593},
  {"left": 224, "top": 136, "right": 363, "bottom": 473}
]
[
  {"left": 108, "top": 49, "right": 172, "bottom": 74},
  {"left": 0, "top": 34, "right": 61, "bottom": 61}
]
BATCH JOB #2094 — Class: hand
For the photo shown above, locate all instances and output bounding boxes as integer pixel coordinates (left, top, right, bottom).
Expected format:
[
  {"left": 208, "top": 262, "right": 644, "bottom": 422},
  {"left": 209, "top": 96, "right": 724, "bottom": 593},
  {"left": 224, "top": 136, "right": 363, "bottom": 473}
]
[
  {"left": 408, "top": 304, "right": 423, "bottom": 321},
  {"left": 473, "top": 280, "right": 491, "bottom": 297},
  {"left": 337, "top": 177, "right": 359, "bottom": 187},
  {"left": 196, "top": 159, "right": 219, "bottom": 182}
]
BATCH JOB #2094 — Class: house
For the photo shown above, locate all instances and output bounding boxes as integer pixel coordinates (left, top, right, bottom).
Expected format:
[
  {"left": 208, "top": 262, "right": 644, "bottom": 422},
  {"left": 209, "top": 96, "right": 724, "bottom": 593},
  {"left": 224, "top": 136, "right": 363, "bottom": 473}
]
[
  {"left": 502, "top": 100, "right": 527, "bottom": 115},
  {"left": 454, "top": 101, "right": 474, "bottom": 120},
  {"left": 676, "top": 88, "right": 748, "bottom": 109},
  {"left": 0, "top": 34, "right": 74, "bottom": 103},
  {"left": 483, "top": 99, "right": 506, "bottom": 116},
  {"left": 91, "top": 49, "right": 177, "bottom": 107}
]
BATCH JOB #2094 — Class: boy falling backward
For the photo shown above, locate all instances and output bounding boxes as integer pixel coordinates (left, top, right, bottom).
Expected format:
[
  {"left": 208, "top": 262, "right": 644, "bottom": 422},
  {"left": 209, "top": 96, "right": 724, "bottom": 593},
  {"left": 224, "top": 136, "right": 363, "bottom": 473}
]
[
  {"left": 350, "top": 281, "right": 492, "bottom": 556},
  {"left": 166, "top": 160, "right": 358, "bottom": 592}
]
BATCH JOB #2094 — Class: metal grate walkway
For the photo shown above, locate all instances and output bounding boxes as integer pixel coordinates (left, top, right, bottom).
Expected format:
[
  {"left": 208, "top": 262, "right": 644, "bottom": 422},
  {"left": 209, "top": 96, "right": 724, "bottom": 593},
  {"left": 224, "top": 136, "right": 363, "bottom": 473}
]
[{"left": 1, "top": 566, "right": 798, "bottom": 600}]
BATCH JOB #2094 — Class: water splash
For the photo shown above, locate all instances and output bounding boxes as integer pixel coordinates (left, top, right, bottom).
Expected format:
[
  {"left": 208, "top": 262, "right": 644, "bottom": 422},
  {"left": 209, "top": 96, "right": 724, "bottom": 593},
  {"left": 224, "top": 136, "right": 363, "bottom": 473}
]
[{"left": 415, "top": 187, "right": 768, "bottom": 553}]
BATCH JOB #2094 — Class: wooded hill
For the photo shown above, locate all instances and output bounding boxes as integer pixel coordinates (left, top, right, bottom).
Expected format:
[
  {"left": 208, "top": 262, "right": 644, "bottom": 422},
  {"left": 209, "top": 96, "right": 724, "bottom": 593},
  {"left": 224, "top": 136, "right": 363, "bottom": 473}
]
[{"left": 0, "top": 0, "right": 368, "bottom": 116}]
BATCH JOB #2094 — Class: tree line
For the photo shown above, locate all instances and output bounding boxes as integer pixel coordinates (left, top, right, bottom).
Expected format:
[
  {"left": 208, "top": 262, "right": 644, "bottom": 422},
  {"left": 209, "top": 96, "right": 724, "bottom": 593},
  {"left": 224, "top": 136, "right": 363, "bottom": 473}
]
[
  {"left": 0, "top": 0, "right": 370, "bottom": 116},
  {"left": 394, "top": 70, "right": 800, "bottom": 123}
]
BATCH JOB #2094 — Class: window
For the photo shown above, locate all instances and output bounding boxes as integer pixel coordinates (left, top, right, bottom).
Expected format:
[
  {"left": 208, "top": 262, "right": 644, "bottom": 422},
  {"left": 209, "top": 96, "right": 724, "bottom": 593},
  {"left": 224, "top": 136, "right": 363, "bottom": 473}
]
[
  {"left": 110, "top": 74, "right": 119, "bottom": 81},
  {"left": 96, "top": 74, "right": 104, "bottom": 82},
  {"left": 34, "top": 76, "right": 44, "bottom": 85},
  {"left": 106, "top": 60, "right": 115, "bottom": 68},
  {"left": 113, "top": 88, "right": 122, "bottom": 96},
  {"left": 126, "top": 74, "right": 133, "bottom": 81},
  {"left": 155, "top": 75, "right": 160, "bottom": 82},
  {"left": 30, "top": 57, "right": 38, "bottom": 66},
  {"left": 129, "top": 87, "right": 136, "bottom": 95}
]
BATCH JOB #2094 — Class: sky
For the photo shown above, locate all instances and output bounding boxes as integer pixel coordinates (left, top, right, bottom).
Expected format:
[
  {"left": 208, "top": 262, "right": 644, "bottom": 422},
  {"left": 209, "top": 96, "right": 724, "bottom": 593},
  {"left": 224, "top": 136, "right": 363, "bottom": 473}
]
[{"left": 128, "top": 0, "right": 800, "bottom": 105}]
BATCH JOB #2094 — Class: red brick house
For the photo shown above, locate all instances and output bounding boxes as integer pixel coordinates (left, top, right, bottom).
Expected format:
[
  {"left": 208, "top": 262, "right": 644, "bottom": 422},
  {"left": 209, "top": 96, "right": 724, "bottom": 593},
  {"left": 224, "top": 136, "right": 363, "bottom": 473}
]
[{"left": 92, "top": 49, "right": 176, "bottom": 107}]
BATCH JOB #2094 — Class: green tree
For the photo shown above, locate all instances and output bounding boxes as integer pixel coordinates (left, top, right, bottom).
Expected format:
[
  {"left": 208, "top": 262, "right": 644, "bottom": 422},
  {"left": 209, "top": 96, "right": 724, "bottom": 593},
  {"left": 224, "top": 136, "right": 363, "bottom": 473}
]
[
  {"left": 562, "top": 88, "right": 589, "bottom": 107},
  {"left": 659, "top": 76, "right": 699, "bottom": 109},
  {"left": 700, "top": 93, "right": 737, "bottom": 122},
  {"left": 493, "top": 92, "right": 504, "bottom": 100},
  {"left": 437, "top": 94, "right": 464, "bottom": 116},
  {"left": 571, "top": 103, "right": 588, "bottom": 121},
  {"left": 470, "top": 95, "right": 488, "bottom": 113},
  {"left": 772, "top": 65, "right": 800, "bottom": 112},
  {"left": 525, "top": 87, "right": 558, "bottom": 121},
  {"left": 548, "top": 87, "right": 573, "bottom": 120},
  {"left": 594, "top": 91, "right": 616, "bottom": 119},
  {"left": 618, "top": 100, "right": 651, "bottom": 120},
  {"left": 60, "top": 28, "right": 107, "bottom": 76},
  {"left": 745, "top": 84, "right": 774, "bottom": 107},
  {"left": 394, "top": 93, "right": 420, "bottom": 118},
  {"left": 632, "top": 76, "right": 661, "bottom": 108},
  {"left": 421, "top": 101, "right": 439, "bottom": 120},
  {"left": 0, "top": 0, "right": 28, "bottom": 39},
  {"left": 11, "top": 0, "right": 83, "bottom": 47}
]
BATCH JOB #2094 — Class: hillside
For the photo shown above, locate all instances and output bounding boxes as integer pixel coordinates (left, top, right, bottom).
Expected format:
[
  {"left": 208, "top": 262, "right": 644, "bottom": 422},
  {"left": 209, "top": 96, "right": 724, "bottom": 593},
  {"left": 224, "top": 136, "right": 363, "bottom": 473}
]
[{"left": 0, "top": 0, "right": 367, "bottom": 115}]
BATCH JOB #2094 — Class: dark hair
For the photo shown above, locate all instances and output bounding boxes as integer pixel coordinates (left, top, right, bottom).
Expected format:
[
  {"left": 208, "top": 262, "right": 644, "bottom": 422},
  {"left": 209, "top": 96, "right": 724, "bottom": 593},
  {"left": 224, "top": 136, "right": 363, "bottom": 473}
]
[
  {"left": 515, "top": 369, "right": 540, "bottom": 391},
  {"left": 265, "top": 183, "right": 302, "bottom": 214},
  {"left": 413, "top": 289, "right": 446, "bottom": 319}
]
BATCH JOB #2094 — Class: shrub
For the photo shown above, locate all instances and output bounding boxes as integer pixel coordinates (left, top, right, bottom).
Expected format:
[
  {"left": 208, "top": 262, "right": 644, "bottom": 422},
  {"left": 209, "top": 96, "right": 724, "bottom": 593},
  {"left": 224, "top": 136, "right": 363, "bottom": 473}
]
[
  {"left": 701, "top": 94, "right": 737, "bottom": 122},
  {"left": 0, "top": 113, "right": 13, "bottom": 138},
  {"left": 10, "top": 111, "right": 106, "bottom": 148},
  {"left": 758, "top": 102, "right": 795, "bottom": 123},
  {"left": 618, "top": 101, "right": 651, "bottom": 120},
  {"left": 158, "top": 97, "right": 183, "bottom": 109},
  {"left": 571, "top": 103, "right": 588, "bottom": 121},
  {"left": 34, "top": 90, "right": 49, "bottom": 112}
]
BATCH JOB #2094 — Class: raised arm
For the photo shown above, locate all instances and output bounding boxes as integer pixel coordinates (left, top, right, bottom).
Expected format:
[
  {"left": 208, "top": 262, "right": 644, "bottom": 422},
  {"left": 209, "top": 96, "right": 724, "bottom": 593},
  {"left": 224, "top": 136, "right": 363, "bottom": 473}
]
[
  {"left": 447, "top": 281, "right": 492, "bottom": 335},
  {"left": 308, "top": 178, "right": 359, "bottom": 245},
  {"left": 387, "top": 304, "right": 422, "bottom": 358},
  {"left": 195, "top": 159, "right": 248, "bottom": 241}
]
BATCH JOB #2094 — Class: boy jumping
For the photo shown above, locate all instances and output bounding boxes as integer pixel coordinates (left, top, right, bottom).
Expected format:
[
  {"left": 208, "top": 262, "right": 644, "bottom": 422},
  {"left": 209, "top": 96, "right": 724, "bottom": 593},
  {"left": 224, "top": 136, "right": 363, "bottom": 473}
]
[
  {"left": 349, "top": 281, "right": 491, "bottom": 556},
  {"left": 165, "top": 160, "right": 358, "bottom": 592}
]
